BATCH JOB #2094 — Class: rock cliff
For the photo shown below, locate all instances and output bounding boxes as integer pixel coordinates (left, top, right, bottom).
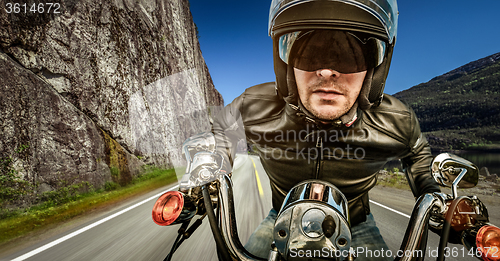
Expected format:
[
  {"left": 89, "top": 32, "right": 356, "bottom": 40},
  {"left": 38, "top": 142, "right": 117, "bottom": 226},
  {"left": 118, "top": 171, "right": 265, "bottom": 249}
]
[{"left": 0, "top": 0, "right": 223, "bottom": 204}]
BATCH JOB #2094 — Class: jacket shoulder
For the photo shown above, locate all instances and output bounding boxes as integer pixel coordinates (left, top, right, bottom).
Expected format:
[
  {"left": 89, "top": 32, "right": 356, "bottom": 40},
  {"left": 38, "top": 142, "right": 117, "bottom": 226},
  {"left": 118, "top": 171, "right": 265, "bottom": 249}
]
[
  {"left": 374, "top": 94, "right": 412, "bottom": 113},
  {"left": 233, "top": 82, "right": 285, "bottom": 125},
  {"left": 243, "top": 82, "right": 281, "bottom": 98},
  {"left": 362, "top": 94, "right": 423, "bottom": 149}
]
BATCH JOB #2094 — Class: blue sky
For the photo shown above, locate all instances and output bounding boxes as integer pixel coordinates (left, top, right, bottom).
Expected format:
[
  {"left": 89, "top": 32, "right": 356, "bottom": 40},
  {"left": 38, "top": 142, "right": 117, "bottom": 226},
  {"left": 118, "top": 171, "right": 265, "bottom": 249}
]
[{"left": 189, "top": 1, "right": 500, "bottom": 105}]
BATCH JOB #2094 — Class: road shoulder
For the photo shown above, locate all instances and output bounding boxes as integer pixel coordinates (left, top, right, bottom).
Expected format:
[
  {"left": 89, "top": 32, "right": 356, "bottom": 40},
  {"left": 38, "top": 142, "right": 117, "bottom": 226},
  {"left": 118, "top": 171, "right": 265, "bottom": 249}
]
[
  {"left": 370, "top": 185, "right": 500, "bottom": 226},
  {"left": 0, "top": 184, "right": 175, "bottom": 259}
]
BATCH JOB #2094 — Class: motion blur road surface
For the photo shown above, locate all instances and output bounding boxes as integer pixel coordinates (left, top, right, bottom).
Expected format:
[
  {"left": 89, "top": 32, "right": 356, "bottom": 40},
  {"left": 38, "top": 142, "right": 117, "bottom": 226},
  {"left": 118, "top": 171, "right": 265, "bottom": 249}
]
[{"left": 3, "top": 154, "right": 493, "bottom": 260}]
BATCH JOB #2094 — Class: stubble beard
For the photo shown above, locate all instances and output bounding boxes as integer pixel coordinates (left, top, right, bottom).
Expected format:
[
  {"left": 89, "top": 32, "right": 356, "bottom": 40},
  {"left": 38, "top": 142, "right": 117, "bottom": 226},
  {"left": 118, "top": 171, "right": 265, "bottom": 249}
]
[{"left": 300, "top": 79, "right": 351, "bottom": 121}]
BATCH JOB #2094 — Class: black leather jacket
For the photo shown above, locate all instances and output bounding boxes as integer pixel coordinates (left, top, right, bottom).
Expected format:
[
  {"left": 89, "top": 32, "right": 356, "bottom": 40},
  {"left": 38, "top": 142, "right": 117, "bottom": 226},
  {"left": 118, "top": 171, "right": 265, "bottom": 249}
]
[{"left": 213, "top": 82, "right": 440, "bottom": 225}]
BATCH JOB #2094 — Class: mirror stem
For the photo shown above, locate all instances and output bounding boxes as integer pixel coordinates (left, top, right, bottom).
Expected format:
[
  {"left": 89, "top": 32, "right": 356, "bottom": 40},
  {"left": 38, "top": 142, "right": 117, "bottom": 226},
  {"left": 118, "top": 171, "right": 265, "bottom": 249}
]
[{"left": 451, "top": 168, "right": 467, "bottom": 199}]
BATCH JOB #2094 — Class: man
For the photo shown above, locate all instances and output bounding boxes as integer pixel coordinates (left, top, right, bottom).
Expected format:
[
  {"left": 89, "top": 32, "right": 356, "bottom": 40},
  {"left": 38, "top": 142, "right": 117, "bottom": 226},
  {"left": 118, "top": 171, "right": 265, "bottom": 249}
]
[{"left": 211, "top": 0, "right": 440, "bottom": 259}]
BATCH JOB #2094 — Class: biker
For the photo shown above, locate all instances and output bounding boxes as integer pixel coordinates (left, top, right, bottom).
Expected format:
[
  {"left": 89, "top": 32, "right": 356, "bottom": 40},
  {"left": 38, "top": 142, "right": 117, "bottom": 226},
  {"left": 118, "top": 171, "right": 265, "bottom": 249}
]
[{"left": 210, "top": 0, "right": 441, "bottom": 259}]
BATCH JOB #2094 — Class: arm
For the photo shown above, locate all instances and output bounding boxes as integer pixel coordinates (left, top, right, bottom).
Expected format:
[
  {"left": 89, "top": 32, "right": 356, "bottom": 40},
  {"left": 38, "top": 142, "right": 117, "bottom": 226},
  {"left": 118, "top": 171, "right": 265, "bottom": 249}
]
[
  {"left": 401, "top": 107, "right": 441, "bottom": 198},
  {"left": 178, "top": 95, "right": 246, "bottom": 190},
  {"left": 211, "top": 95, "right": 247, "bottom": 175}
]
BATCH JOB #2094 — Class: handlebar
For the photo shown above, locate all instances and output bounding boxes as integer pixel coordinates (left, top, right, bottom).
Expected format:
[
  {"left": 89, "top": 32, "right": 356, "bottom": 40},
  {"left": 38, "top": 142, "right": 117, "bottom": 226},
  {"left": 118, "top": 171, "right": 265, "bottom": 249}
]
[
  {"left": 211, "top": 175, "right": 453, "bottom": 261},
  {"left": 215, "top": 175, "right": 266, "bottom": 260},
  {"left": 396, "top": 192, "right": 447, "bottom": 261},
  {"left": 155, "top": 146, "right": 498, "bottom": 261}
]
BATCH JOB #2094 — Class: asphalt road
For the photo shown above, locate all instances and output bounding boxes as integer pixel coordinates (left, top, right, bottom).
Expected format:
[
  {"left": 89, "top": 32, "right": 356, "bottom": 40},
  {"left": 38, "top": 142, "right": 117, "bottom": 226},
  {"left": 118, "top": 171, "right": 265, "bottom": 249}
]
[
  {"left": 2, "top": 154, "right": 496, "bottom": 261},
  {"left": 370, "top": 188, "right": 479, "bottom": 261}
]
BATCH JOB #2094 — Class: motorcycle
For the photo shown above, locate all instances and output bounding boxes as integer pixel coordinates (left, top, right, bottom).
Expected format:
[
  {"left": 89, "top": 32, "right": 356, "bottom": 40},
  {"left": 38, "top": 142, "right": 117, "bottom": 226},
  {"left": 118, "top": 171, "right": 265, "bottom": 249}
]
[{"left": 152, "top": 132, "right": 500, "bottom": 261}]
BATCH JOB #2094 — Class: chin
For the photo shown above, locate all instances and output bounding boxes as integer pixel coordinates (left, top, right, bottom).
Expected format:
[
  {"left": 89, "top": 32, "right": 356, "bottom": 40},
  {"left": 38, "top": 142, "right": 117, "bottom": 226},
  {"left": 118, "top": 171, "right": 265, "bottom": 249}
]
[
  {"left": 310, "top": 109, "right": 344, "bottom": 121},
  {"left": 309, "top": 104, "right": 345, "bottom": 120}
]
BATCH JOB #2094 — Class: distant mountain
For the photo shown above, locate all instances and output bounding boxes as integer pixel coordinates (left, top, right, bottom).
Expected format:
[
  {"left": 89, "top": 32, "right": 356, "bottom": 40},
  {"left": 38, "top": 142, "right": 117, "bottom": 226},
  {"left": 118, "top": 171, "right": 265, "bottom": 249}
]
[{"left": 394, "top": 52, "right": 500, "bottom": 151}]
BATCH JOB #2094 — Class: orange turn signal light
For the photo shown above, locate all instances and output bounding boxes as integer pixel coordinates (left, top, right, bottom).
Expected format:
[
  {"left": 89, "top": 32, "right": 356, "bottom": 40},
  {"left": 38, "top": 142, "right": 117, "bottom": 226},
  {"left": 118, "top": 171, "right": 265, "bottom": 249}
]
[
  {"left": 476, "top": 225, "right": 500, "bottom": 261},
  {"left": 152, "top": 191, "right": 184, "bottom": 226}
]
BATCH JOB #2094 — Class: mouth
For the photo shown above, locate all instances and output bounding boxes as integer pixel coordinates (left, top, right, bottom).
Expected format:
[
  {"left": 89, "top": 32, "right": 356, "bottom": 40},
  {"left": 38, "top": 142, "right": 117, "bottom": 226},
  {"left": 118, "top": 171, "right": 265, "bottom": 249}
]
[
  {"left": 312, "top": 88, "right": 343, "bottom": 100},
  {"left": 313, "top": 88, "right": 342, "bottom": 94}
]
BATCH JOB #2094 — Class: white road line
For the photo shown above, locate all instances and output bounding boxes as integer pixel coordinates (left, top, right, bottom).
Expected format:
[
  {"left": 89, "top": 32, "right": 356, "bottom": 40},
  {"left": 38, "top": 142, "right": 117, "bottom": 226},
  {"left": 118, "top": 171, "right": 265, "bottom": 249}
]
[
  {"left": 11, "top": 185, "right": 179, "bottom": 261},
  {"left": 12, "top": 185, "right": 409, "bottom": 260},
  {"left": 370, "top": 200, "right": 411, "bottom": 219}
]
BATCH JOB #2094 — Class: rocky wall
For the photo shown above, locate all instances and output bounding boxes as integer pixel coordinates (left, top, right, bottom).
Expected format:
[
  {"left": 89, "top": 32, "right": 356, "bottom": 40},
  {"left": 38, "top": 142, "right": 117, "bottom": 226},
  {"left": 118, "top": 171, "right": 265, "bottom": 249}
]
[{"left": 0, "top": 0, "right": 223, "bottom": 202}]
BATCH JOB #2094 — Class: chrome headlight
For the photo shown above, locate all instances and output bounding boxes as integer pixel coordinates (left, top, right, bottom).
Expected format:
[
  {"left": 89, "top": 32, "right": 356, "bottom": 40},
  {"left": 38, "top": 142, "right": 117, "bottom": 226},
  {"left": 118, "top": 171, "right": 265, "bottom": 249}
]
[{"left": 273, "top": 180, "right": 351, "bottom": 260}]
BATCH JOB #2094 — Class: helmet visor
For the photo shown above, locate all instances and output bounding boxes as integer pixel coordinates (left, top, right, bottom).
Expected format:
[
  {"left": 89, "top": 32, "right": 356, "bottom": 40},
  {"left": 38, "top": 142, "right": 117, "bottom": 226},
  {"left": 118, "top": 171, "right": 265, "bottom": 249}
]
[{"left": 279, "top": 30, "right": 386, "bottom": 73}]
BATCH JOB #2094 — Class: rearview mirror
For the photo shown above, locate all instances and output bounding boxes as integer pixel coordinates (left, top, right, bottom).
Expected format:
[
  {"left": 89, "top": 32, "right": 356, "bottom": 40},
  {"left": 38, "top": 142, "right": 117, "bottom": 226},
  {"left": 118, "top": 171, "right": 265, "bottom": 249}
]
[{"left": 431, "top": 153, "right": 478, "bottom": 198}]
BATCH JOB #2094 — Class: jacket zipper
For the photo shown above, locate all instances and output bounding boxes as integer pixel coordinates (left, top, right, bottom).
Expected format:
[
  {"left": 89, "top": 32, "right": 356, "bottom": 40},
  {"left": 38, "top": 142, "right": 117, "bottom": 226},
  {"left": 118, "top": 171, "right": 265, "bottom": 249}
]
[{"left": 315, "top": 136, "right": 323, "bottom": 179}]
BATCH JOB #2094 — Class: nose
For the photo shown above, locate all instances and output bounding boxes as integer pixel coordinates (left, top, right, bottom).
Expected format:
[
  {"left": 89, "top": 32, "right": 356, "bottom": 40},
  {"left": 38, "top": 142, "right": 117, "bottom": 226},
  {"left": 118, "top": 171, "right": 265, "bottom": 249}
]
[{"left": 317, "top": 68, "right": 340, "bottom": 78}]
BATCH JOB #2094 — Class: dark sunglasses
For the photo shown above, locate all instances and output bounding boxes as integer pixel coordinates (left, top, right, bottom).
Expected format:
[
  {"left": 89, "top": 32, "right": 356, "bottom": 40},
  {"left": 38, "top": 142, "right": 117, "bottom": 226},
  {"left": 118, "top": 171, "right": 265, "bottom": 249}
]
[{"left": 278, "top": 30, "right": 387, "bottom": 73}]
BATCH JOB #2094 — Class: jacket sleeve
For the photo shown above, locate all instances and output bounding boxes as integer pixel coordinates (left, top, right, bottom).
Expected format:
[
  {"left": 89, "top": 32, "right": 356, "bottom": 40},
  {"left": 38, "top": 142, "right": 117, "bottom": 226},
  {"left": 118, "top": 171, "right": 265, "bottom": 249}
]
[
  {"left": 401, "top": 107, "right": 441, "bottom": 198},
  {"left": 211, "top": 95, "right": 246, "bottom": 174}
]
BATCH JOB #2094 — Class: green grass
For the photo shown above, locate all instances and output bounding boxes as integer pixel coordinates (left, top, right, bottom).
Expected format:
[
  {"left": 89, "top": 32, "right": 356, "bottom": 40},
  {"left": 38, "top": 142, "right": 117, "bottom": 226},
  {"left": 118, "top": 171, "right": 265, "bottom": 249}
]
[
  {"left": 0, "top": 168, "right": 177, "bottom": 245},
  {"left": 376, "top": 168, "right": 411, "bottom": 190}
]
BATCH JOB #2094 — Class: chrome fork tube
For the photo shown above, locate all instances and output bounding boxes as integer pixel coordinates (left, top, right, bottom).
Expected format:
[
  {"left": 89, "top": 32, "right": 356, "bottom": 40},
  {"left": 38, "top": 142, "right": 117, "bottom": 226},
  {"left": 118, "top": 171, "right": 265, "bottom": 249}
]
[
  {"left": 216, "top": 175, "right": 265, "bottom": 261},
  {"left": 395, "top": 193, "right": 447, "bottom": 261}
]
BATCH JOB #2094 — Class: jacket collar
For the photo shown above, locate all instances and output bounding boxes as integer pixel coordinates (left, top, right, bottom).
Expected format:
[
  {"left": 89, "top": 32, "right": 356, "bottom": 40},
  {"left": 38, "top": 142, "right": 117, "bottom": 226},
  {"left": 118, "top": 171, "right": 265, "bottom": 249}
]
[{"left": 285, "top": 101, "right": 359, "bottom": 128}]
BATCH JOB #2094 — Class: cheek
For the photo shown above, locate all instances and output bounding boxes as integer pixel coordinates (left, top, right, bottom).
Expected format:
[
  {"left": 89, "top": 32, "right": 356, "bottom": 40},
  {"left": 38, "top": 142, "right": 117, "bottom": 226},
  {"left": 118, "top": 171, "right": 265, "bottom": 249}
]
[
  {"left": 294, "top": 70, "right": 306, "bottom": 84},
  {"left": 294, "top": 69, "right": 315, "bottom": 95},
  {"left": 344, "top": 72, "right": 366, "bottom": 96}
]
